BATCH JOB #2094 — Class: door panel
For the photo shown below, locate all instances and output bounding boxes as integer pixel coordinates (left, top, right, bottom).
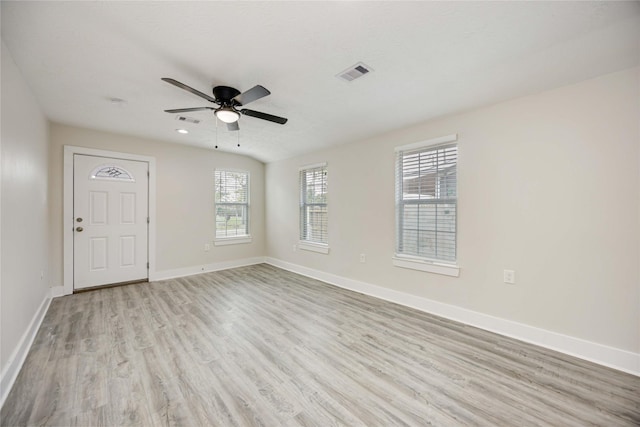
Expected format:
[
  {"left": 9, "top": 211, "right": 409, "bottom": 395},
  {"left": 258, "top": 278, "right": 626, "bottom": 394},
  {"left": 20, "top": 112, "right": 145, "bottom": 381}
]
[
  {"left": 89, "top": 191, "right": 108, "bottom": 225},
  {"left": 120, "top": 235, "right": 136, "bottom": 267},
  {"left": 120, "top": 193, "right": 136, "bottom": 224},
  {"left": 89, "top": 237, "right": 108, "bottom": 271},
  {"left": 74, "top": 154, "right": 148, "bottom": 289}
]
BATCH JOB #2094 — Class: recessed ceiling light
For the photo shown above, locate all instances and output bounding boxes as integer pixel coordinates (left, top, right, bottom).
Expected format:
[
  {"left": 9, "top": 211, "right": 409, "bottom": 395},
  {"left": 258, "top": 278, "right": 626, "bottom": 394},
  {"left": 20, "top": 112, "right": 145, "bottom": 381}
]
[{"left": 176, "top": 129, "right": 189, "bottom": 134}]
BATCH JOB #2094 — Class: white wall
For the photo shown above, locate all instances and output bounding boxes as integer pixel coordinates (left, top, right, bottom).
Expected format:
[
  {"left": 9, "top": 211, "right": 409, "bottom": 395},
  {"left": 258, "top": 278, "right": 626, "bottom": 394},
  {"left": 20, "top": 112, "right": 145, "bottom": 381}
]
[
  {"left": 266, "top": 68, "right": 640, "bottom": 356},
  {"left": 0, "top": 41, "right": 50, "bottom": 375},
  {"left": 49, "top": 124, "right": 265, "bottom": 286}
]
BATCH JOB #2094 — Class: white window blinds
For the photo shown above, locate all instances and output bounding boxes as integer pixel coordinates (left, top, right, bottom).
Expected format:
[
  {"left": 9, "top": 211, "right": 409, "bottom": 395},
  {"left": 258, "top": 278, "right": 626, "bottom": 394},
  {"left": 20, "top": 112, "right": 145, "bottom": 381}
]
[
  {"left": 396, "top": 141, "right": 457, "bottom": 262},
  {"left": 300, "top": 164, "right": 328, "bottom": 245},
  {"left": 215, "top": 170, "right": 249, "bottom": 238}
]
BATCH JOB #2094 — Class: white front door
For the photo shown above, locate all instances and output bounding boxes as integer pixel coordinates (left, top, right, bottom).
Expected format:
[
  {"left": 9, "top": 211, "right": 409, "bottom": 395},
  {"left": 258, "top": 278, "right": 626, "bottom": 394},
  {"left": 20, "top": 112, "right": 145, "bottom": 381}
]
[{"left": 73, "top": 154, "right": 149, "bottom": 290}]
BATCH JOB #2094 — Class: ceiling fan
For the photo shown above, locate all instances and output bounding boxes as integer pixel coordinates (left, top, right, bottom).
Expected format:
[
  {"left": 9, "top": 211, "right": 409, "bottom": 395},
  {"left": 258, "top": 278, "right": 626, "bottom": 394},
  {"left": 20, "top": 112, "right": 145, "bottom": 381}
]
[{"left": 162, "top": 78, "right": 287, "bottom": 131}]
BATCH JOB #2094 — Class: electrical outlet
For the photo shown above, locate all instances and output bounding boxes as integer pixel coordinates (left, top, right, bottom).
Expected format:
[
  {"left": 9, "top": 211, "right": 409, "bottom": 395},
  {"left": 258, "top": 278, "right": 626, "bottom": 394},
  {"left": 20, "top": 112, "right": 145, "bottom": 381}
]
[
  {"left": 504, "top": 270, "right": 515, "bottom": 284},
  {"left": 359, "top": 254, "right": 366, "bottom": 263},
  {"left": 204, "top": 243, "right": 211, "bottom": 252}
]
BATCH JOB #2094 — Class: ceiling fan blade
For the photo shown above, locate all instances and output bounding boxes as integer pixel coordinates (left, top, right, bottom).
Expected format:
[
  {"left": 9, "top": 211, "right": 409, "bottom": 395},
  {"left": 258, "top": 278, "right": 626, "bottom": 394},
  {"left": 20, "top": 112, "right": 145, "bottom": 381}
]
[
  {"left": 241, "top": 109, "right": 288, "bottom": 125},
  {"left": 162, "top": 78, "right": 217, "bottom": 103},
  {"left": 164, "top": 107, "right": 215, "bottom": 113},
  {"left": 233, "top": 85, "right": 270, "bottom": 106},
  {"left": 227, "top": 121, "right": 239, "bottom": 131}
]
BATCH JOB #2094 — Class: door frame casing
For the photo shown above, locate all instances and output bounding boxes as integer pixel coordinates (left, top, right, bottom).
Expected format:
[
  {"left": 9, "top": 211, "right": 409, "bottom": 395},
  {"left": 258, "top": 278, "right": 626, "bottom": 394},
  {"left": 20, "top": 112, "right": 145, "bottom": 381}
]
[{"left": 63, "top": 145, "right": 157, "bottom": 295}]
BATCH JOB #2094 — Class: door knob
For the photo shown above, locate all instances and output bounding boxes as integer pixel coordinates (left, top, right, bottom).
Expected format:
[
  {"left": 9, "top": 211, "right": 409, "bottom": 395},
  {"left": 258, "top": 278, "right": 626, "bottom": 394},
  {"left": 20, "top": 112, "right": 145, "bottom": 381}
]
[
  {"left": 76, "top": 217, "right": 83, "bottom": 222},
  {"left": 76, "top": 226, "right": 84, "bottom": 232}
]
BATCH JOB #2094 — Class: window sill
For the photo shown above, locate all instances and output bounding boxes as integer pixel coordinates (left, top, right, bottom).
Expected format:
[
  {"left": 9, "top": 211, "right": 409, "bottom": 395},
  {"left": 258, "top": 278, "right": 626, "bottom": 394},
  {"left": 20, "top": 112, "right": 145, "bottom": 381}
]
[
  {"left": 298, "top": 241, "right": 330, "bottom": 254},
  {"left": 214, "top": 236, "right": 252, "bottom": 246},
  {"left": 392, "top": 256, "right": 459, "bottom": 277}
]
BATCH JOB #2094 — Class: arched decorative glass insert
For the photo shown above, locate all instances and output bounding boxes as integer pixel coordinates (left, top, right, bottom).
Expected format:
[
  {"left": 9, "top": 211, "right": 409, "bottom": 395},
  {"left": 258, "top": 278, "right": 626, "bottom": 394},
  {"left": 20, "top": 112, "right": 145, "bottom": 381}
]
[{"left": 90, "top": 165, "right": 135, "bottom": 182}]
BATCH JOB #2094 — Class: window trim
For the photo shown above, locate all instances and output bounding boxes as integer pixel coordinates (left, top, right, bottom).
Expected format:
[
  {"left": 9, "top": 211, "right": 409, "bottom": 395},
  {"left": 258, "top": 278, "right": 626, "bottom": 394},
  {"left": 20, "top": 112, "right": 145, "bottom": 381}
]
[
  {"left": 394, "top": 134, "right": 459, "bottom": 273},
  {"left": 298, "top": 241, "right": 330, "bottom": 254},
  {"left": 214, "top": 169, "right": 251, "bottom": 245},
  {"left": 214, "top": 236, "right": 252, "bottom": 246},
  {"left": 299, "top": 162, "right": 329, "bottom": 252},
  {"left": 392, "top": 255, "right": 460, "bottom": 277},
  {"left": 393, "top": 134, "right": 458, "bottom": 153}
]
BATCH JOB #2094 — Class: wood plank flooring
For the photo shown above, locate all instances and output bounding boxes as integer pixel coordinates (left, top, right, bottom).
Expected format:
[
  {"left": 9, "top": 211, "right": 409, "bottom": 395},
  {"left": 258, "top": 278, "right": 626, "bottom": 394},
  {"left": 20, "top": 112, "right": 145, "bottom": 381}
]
[{"left": 1, "top": 264, "right": 639, "bottom": 426}]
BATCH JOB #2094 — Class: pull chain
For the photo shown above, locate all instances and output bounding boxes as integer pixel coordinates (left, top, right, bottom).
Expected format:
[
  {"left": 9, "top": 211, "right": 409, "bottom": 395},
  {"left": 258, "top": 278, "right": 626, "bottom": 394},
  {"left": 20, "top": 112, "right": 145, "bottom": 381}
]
[
  {"left": 213, "top": 117, "right": 241, "bottom": 149},
  {"left": 214, "top": 117, "right": 219, "bottom": 149}
]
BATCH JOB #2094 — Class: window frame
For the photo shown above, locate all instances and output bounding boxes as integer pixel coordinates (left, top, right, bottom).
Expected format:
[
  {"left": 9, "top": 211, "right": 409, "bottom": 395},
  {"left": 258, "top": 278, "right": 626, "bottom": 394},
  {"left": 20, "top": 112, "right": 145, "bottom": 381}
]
[
  {"left": 299, "top": 162, "right": 329, "bottom": 254},
  {"left": 393, "top": 134, "right": 459, "bottom": 277},
  {"left": 214, "top": 168, "right": 252, "bottom": 246}
]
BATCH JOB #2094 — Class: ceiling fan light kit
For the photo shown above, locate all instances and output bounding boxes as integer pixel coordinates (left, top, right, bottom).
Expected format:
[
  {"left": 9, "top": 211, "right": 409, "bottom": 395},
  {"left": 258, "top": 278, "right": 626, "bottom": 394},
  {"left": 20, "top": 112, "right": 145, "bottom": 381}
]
[{"left": 215, "top": 108, "right": 240, "bottom": 123}]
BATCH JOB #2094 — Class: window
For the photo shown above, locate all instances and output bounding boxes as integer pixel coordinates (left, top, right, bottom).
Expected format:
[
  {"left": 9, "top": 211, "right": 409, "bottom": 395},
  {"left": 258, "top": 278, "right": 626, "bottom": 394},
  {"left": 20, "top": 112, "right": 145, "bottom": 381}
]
[
  {"left": 90, "top": 165, "right": 135, "bottom": 182},
  {"left": 215, "top": 170, "right": 250, "bottom": 244},
  {"left": 394, "top": 134, "right": 459, "bottom": 276},
  {"left": 299, "top": 163, "right": 328, "bottom": 253}
]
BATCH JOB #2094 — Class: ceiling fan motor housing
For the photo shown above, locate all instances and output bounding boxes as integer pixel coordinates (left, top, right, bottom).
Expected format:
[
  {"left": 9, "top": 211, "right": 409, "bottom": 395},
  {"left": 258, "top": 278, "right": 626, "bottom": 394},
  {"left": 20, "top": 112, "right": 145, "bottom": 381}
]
[{"left": 213, "top": 86, "right": 242, "bottom": 105}]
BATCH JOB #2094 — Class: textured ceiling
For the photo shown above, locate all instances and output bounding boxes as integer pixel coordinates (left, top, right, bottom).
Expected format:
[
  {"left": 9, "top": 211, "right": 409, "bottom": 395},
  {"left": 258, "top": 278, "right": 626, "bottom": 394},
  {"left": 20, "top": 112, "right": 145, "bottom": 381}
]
[{"left": 2, "top": 1, "right": 639, "bottom": 163}]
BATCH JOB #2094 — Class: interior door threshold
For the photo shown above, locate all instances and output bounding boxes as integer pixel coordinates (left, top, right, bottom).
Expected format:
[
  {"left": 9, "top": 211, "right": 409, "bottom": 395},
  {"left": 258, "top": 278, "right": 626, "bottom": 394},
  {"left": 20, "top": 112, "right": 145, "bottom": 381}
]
[{"left": 74, "top": 278, "right": 149, "bottom": 293}]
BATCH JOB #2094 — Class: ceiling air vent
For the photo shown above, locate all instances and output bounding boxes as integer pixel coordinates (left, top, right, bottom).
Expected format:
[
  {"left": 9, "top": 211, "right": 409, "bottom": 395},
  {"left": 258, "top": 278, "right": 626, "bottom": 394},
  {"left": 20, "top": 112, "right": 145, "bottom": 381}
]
[
  {"left": 175, "top": 115, "right": 201, "bottom": 124},
  {"left": 337, "top": 62, "right": 373, "bottom": 82}
]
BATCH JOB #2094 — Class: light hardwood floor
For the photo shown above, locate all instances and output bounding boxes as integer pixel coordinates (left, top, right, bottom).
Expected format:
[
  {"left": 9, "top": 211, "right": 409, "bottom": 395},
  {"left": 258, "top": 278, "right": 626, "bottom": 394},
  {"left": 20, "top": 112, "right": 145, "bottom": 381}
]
[{"left": 1, "top": 264, "right": 639, "bottom": 426}]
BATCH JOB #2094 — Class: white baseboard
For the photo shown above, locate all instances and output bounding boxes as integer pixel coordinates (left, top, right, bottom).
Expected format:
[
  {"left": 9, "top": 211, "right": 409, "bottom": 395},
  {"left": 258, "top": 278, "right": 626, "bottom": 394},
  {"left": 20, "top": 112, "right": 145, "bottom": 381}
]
[
  {"left": 265, "top": 257, "right": 640, "bottom": 377},
  {"left": 152, "top": 257, "right": 266, "bottom": 281},
  {"left": 50, "top": 286, "right": 65, "bottom": 298},
  {"left": 0, "top": 294, "right": 51, "bottom": 409}
]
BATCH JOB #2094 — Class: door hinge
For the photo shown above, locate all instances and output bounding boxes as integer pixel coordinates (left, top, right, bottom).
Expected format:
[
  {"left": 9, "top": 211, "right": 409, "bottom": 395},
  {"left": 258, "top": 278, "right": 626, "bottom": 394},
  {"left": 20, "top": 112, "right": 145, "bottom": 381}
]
[
  {"left": 147, "top": 171, "right": 150, "bottom": 177},
  {"left": 147, "top": 262, "right": 149, "bottom": 269},
  {"left": 147, "top": 217, "right": 150, "bottom": 224}
]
